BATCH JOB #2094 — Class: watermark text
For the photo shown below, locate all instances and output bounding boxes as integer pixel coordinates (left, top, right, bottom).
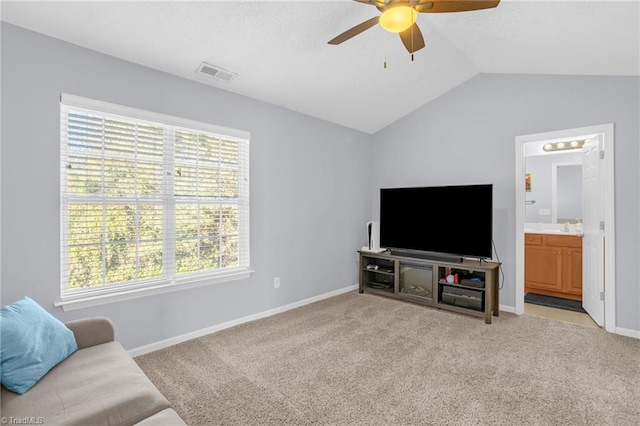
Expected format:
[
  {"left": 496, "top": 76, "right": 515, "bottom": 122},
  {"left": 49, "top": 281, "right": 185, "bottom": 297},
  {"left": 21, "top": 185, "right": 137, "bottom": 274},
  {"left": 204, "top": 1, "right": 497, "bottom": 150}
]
[{"left": 1, "top": 417, "right": 44, "bottom": 425}]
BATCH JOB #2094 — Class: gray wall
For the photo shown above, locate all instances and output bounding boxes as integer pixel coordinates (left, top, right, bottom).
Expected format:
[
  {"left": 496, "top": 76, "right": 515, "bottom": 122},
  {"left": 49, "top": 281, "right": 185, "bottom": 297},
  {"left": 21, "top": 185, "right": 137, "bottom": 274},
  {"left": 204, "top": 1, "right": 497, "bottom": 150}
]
[
  {"left": 371, "top": 73, "right": 639, "bottom": 332},
  {"left": 0, "top": 23, "right": 372, "bottom": 350}
]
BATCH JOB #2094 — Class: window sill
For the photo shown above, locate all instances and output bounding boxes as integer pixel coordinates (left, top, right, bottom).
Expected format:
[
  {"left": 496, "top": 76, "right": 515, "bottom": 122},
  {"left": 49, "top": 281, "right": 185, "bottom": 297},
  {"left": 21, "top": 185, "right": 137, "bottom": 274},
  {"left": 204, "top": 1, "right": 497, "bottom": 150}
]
[{"left": 54, "top": 269, "right": 254, "bottom": 312}]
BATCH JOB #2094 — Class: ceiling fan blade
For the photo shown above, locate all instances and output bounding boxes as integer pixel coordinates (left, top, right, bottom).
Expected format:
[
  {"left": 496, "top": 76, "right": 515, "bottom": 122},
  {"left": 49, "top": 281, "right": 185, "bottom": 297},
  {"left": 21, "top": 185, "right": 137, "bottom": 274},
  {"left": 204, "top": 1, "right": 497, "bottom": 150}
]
[
  {"left": 328, "top": 16, "right": 380, "bottom": 45},
  {"left": 353, "top": 0, "right": 388, "bottom": 7},
  {"left": 415, "top": 2, "right": 434, "bottom": 13},
  {"left": 416, "top": 1, "right": 500, "bottom": 13},
  {"left": 399, "top": 24, "right": 425, "bottom": 53}
]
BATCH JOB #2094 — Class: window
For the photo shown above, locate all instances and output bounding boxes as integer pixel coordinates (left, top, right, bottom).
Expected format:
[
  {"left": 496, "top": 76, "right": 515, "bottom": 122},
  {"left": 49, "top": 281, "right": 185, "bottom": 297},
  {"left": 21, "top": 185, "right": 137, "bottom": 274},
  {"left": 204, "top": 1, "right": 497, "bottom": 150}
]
[{"left": 59, "top": 94, "right": 250, "bottom": 308}]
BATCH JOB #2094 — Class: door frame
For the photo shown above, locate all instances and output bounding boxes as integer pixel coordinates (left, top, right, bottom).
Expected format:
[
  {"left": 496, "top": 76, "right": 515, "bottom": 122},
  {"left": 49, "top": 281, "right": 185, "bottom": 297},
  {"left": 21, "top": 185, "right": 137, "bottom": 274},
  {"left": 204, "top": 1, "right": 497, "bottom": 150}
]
[{"left": 514, "top": 123, "right": 615, "bottom": 333}]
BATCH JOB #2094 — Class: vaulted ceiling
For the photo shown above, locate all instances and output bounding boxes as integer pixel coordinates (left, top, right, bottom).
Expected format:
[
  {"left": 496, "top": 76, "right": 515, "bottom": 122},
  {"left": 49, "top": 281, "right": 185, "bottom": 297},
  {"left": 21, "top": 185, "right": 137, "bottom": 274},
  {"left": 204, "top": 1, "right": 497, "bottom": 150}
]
[{"left": 2, "top": 1, "right": 639, "bottom": 134}]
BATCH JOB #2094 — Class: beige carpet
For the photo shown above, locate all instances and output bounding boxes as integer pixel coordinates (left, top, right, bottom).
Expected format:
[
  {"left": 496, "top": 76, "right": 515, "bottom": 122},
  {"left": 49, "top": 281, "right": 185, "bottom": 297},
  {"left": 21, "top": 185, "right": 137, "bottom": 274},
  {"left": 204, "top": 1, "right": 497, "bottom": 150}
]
[{"left": 135, "top": 291, "right": 640, "bottom": 426}]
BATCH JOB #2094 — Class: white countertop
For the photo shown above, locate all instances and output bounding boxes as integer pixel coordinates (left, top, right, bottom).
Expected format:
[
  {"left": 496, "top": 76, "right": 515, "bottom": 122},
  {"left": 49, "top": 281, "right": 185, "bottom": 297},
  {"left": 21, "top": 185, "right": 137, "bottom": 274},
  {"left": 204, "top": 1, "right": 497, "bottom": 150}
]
[
  {"left": 524, "top": 223, "right": 582, "bottom": 236},
  {"left": 524, "top": 229, "right": 582, "bottom": 237},
  {"left": 524, "top": 223, "right": 582, "bottom": 237}
]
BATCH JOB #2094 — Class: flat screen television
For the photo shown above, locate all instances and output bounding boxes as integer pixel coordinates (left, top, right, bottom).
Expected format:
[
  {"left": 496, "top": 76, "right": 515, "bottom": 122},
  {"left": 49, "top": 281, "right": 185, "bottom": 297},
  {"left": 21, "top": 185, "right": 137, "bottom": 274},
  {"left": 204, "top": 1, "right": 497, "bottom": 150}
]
[{"left": 379, "top": 184, "right": 493, "bottom": 260}]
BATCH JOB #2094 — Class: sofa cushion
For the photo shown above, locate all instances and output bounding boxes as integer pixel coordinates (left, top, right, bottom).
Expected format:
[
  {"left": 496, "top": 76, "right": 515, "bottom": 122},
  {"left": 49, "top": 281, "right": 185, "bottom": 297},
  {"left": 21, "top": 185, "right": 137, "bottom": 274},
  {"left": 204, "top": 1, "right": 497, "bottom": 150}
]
[
  {"left": 1, "top": 341, "right": 170, "bottom": 426},
  {"left": 134, "top": 408, "right": 186, "bottom": 425},
  {"left": 0, "top": 296, "right": 78, "bottom": 394}
]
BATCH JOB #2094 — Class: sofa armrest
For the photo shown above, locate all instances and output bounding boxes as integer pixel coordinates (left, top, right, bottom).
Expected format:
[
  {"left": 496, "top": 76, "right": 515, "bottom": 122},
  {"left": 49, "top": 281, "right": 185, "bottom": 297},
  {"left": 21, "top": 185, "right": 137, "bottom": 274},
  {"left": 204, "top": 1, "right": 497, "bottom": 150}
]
[{"left": 65, "top": 317, "right": 115, "bottom": 349}]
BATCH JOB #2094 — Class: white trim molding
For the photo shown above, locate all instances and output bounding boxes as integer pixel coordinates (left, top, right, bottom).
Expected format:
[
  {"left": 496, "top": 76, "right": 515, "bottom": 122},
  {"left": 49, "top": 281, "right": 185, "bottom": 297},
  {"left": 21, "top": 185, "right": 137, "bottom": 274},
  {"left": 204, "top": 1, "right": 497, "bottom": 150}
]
[
  {"left": 499, "top": 304, "right": 516, "bottom": 314},
  {"left": 615, "top": 327, "right": 640, "bottom": 340}
]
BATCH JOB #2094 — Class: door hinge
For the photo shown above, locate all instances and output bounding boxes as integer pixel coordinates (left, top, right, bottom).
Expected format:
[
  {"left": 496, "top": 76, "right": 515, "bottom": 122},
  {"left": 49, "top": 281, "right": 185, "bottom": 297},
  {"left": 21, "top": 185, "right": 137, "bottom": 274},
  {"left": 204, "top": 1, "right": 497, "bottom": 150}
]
[
  {"left": 600, "top": 221, "right": 605, "bottom": 231},
  {"left": 599, "top": 291, "right": 605, "bottom": 301},
  {"left": 599, "top": 151, "right": 605, "bottom": 160}
]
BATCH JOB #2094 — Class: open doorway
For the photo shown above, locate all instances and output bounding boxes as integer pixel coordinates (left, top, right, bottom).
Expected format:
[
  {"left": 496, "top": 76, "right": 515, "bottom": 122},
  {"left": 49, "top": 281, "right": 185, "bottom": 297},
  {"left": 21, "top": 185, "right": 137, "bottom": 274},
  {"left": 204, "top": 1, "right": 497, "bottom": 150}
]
[{"left": 514, "top": 124, "right": 616, "bottom": 333}]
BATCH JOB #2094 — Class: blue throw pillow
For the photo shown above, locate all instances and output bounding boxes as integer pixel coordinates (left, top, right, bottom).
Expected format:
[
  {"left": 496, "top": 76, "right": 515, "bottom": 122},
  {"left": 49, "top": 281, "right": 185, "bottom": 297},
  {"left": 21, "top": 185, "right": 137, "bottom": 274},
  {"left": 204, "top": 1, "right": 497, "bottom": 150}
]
[{"left": 0, "top": 296, "right": 78, "bottom": 394}]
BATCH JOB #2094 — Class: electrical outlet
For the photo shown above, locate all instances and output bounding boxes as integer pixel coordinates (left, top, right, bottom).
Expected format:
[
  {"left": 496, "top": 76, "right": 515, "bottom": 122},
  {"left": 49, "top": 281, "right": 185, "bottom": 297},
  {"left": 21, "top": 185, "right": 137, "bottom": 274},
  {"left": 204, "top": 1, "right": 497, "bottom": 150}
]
[{"left": 274, "top": 277, "right": 280, "bottom": 289}]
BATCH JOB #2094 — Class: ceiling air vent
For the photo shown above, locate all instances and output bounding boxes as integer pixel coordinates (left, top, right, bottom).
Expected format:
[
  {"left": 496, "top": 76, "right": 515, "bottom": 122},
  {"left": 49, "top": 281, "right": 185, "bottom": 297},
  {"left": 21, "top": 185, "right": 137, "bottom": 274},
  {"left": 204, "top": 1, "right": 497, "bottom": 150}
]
[{"left": 196, "top": 62, "right": 237, "bottom": 83}]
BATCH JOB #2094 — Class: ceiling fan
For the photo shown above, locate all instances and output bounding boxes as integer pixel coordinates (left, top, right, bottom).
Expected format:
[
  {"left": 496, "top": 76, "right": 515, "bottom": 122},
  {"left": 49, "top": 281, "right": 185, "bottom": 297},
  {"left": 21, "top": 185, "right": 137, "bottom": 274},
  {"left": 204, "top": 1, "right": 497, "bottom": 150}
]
[{"left": 328, "top": 0, "right": 500, "bottom": 54}]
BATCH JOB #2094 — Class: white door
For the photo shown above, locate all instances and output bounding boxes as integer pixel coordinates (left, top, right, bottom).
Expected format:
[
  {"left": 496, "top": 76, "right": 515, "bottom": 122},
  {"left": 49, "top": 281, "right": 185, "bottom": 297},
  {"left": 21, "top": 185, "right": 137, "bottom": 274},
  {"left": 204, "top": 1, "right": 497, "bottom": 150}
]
[{"left": 582, "top": 135, "right": 604, "bottom": 326}]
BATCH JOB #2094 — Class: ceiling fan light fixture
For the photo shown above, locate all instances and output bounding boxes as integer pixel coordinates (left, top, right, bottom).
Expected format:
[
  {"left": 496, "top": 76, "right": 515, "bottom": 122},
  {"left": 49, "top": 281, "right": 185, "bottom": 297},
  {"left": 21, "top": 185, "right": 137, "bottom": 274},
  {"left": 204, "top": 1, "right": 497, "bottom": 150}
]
[{"left": 379, "top": 6, "right": 417, "bottom": 33}]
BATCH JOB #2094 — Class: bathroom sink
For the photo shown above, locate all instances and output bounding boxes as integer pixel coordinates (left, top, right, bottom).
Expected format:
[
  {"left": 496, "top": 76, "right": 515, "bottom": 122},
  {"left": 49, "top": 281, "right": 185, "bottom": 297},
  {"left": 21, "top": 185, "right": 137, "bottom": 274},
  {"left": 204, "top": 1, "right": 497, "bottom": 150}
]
[
  {"left": 525, "top": 229, "right": 579, "bottom": 235},
  {"left": 524, "top": 223, "right": 579, "bottom": 235}
]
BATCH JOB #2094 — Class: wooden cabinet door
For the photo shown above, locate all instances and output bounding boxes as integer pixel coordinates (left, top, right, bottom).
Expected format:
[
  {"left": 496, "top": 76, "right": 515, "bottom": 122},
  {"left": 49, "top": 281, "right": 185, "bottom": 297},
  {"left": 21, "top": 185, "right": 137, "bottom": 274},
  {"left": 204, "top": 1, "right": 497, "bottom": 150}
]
[
  {"left": 564, "top": 248, "right": 583, "bottom": 296},
  {"left": 525, "top": 246, "right": 563, "bottom": 292}
]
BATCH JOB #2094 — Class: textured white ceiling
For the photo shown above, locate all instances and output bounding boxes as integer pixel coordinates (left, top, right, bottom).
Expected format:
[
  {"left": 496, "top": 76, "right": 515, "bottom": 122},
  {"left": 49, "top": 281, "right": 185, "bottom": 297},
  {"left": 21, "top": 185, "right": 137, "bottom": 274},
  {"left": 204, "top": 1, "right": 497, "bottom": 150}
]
[{"left": 2, "top": 1, "right": 639, "bottom": 134}]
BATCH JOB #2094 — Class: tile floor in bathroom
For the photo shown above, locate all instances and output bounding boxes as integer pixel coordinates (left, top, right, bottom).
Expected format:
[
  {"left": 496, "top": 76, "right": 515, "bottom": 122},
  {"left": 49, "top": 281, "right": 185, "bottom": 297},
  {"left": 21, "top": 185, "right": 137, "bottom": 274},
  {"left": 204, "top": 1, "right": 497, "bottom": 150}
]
[{"left": 524, "top": 302, "right": 600, "bottom": 328}]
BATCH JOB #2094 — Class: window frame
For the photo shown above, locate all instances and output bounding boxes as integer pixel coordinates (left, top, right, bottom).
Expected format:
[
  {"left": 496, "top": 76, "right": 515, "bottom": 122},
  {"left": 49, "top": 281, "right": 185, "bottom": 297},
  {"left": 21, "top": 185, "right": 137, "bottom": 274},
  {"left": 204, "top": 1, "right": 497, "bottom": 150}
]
[{"left": 57, "top": 94, "right": 252, "bottom": 311}]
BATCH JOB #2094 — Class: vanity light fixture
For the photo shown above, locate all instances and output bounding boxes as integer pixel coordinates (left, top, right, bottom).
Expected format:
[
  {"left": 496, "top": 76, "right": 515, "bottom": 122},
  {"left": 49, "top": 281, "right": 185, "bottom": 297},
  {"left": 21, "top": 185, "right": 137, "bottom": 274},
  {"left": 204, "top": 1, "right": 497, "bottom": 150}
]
[{"left": 543, "top": 139, "right": 586, "bottom": 152}]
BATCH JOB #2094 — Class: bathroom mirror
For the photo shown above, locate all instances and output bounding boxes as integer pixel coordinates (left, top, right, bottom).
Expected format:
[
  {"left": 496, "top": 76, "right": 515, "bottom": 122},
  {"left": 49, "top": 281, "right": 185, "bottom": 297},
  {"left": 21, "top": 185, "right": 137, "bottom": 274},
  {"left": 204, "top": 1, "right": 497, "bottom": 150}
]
[
  {"left": 553, "top": 163, "right": 582, "bottom": 223},
  {"left": 525, "top": 151, "right": 583, "bottom": 224}
]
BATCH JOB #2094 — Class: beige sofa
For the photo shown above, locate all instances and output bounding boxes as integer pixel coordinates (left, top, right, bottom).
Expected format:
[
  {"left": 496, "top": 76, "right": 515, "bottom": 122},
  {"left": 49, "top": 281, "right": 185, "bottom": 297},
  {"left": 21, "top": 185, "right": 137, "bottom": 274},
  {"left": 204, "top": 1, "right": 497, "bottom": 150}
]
[{"left": 1, "top": 317, "right": 186, "bottom": 425}]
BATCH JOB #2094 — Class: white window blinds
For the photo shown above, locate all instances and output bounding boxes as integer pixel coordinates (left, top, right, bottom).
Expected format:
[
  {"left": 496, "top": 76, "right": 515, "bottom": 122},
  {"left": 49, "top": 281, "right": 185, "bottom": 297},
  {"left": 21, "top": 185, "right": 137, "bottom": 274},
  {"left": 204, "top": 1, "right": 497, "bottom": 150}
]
[
  {"left": 174, "top": 130, "right": 246, "bottom": 275},
  {"left": 60, "top": 94, "right": 250, "bottom": 300}
]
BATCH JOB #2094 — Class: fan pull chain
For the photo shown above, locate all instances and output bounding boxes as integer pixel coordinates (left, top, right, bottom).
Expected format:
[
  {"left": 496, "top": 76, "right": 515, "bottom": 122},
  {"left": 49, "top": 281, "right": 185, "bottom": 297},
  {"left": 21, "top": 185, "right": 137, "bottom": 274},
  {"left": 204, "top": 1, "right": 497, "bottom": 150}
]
[
  {"left": 383, "top": 32, "right": 387, "bottom": 69},
  {"left": 411, "top": 24, "right": 415, "bottom": 62}
]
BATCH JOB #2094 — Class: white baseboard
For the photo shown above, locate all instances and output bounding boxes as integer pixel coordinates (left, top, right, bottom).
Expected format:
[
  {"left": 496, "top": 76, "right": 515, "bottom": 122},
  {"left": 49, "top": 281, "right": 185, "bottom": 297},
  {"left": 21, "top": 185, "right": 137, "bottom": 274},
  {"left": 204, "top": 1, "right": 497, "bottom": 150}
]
[
  {"left": 128, "top": 284, "right": 359, "bottom": 357},
  {"left": 499, "top": 304, "right": 517, "bottom": 314},
  {"left": 615, "top": 326, "right": 640, "bottom": 339}
]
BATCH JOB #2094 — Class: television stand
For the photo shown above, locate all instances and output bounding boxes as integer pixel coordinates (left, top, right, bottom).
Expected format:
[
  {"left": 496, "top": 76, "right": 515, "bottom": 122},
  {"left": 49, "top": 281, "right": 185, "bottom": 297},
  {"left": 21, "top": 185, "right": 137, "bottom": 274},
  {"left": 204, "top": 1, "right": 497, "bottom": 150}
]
[{"left": 358, "top": 250, "right": 501, "bottom": 324}]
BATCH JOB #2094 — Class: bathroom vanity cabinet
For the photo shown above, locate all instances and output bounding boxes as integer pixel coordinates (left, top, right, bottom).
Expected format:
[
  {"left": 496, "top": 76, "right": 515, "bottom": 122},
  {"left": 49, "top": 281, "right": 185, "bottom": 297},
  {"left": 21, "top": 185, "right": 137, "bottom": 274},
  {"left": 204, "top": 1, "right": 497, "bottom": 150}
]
[{"left": 525, "top": 233, "right": 582, "bottom": 300}]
